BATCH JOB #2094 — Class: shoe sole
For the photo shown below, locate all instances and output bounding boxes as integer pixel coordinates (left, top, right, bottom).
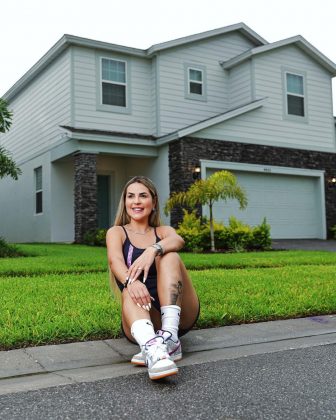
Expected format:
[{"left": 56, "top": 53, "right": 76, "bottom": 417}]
[
  {"left": 149, "top": 366, "right": 178, "bottom": 380},
  {"left": 131, "top": 354, "right": 182, "bottom": 366}
]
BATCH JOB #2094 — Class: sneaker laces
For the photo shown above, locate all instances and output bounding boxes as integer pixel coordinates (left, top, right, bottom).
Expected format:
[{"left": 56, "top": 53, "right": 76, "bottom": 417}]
[{"left": 145, "top": 336, "right": 168, "bottom": 360}]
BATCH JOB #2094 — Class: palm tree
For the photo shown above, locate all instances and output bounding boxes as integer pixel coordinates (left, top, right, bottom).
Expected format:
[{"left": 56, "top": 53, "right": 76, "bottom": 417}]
[
  {"left": 165, "top": 170, "right": 247, "bottom": 251},
  {"left": 0, "top": 98, "right": 13, "bottom": 133},
  {"left": 0, "top": 98, "right": 21, "bottom": 179}
]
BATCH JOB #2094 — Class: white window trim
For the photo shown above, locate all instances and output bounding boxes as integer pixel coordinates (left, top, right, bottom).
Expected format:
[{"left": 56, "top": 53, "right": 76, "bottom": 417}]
[
  {"left": 96, "top": 54, "right": 131, "bottom": 114},
  {"left": 282, "top": 67, "right": 308, "bottom": 123},
  {"left": 184, "top": 63, "right": 207, "bottom": 102},
  {"left": 34, "top": 166, "right": 43, "bottom": 216}
]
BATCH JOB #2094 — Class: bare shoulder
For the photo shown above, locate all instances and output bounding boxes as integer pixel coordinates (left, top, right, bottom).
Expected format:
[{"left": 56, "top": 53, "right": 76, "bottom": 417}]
[
  {"left": 156, "top": 225, "right": 177, "bottom": 238},
  {"left": 106, "top": 226, "right": 125, "bottom": 241}
]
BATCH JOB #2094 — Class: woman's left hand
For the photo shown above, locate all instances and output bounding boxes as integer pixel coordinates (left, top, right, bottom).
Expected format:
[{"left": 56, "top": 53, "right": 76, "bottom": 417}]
[{"left": 127, "top": 246, "right": 157, "bottom": 284}]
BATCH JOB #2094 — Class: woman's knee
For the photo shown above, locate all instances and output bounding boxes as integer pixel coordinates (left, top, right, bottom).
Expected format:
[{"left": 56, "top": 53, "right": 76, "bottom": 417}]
[{"left": 157, "top": 252, "right": 181, "bottom": 269}]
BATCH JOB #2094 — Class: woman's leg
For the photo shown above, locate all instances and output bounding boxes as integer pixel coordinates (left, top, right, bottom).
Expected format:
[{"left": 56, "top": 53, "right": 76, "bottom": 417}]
[
  {"left": 156, "top": 253, "right": 200, "bottom": 332},
  {"left": 121, "top": 289, "right": 152, "bottom": 343}
]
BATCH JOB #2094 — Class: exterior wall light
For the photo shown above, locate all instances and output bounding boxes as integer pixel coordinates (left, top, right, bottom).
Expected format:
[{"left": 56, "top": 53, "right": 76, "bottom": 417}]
[
  {"left": 328, "top": 176, "right": 336, "bottom": 188},
  {"left": 192, "top": 165, "right": 201, "bottom": 180}
]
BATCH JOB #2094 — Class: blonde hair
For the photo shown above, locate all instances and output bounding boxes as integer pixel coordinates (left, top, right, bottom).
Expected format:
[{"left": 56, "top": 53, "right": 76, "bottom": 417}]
[{"left": 109, "top": 176, "right": 162, "bottom": 301}]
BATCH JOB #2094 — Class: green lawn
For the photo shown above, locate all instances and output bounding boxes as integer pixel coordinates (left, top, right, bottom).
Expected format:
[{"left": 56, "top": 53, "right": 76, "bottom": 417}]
[{"left": 0, "top": 243, "right": 335, "bottom": 350}]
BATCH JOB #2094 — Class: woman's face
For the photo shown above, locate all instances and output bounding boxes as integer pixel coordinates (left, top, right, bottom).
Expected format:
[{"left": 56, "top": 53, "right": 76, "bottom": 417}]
[{"left": 125, "top": 182, "right": 155, "bottom": 223}]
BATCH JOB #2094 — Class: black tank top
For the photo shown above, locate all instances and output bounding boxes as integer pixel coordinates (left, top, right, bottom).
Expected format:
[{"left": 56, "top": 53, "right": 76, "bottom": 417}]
[{"left": 122, "top": 226, "right": 161, "bottom": 278}]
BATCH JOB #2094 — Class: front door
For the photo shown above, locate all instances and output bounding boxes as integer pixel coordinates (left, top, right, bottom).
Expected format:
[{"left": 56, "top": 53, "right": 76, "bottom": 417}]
[{"left": 97, "top": 175, "right": 110, "bottom": 229}]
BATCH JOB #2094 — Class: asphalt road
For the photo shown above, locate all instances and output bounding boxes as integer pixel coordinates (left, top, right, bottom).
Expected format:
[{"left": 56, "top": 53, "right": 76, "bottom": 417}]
[{"left": 1, "top": 343, "right": 336, "bottom": 420}]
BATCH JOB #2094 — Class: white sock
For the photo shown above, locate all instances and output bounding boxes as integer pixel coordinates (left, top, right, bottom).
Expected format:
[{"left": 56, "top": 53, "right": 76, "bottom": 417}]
[
  {"left": 131, "top": 319, "right": 156, "bottom": 348},
  {"left": 161, "top": 305, "right": 181, "bottom": 341}
]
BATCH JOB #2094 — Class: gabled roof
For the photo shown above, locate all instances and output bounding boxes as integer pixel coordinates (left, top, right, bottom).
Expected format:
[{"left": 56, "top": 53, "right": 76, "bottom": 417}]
[
  {"left": 157, "top": 98, "right": 267, "bottom": 145},
  {"left": 147, "top": 22, "right": 267, "bottom": 55},
  {"left": 3, "top": 23, "right": 266, "bottom": 101},
  {"left": 221, "top": 35, "right": 336, "bottom": 75}
]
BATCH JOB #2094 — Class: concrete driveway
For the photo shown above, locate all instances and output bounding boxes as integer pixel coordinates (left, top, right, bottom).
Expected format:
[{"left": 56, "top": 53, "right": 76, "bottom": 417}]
[{"left": 272, "top": 239, "right": 336, "bottom": 251}]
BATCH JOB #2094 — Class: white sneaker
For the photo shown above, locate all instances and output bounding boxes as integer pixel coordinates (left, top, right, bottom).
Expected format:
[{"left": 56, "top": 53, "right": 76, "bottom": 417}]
[
  {"left": 143, "top": 336, "right": 178, "bottom": 380},
  {"left": 131, "top": 330, "right": 182, "bottom": 366}
]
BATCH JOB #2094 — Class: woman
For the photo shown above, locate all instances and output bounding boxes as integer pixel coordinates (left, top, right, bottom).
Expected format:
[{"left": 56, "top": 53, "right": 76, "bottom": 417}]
[{"left": 106, "top": 176, "right": 200, "bottom": 380}]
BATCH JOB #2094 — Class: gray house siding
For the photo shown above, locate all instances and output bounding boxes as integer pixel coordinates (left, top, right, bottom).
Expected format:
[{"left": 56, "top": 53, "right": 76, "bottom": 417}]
[
  {"left": 1, "top": 49, "right": 72, "bottom": 163},
  {"left": 194, "top": 46, "right": 336, "bottom": 153},
  {"left": 157, "top": 32, "right": 256, "bottom": 135},
  {"left": 228, "top": 60, "right": 253, "bottom": 108},
  {"left": 72, "top": 46, "right": 153, "bottom": 134}
]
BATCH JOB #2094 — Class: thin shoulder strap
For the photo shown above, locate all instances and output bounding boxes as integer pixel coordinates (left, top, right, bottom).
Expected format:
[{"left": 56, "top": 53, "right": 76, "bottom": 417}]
[
  {"left": 154, "top": 227, "right": 161, "bottom": 243},
  {"left": 121, "top": 225, "right": 129, "bottom": 240}
]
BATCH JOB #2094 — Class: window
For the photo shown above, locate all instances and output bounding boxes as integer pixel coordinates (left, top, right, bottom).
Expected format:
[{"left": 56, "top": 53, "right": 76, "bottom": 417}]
[
  {"left": 101, "top": 58, "right": 126, "bottom": 107},
  {"left": 34, "top": 166, "right": 42, "bottom": 214},
  {"left": 189, "top": 68, "right": 203, "bottom": 95},
  {"left": 286, "top": 72, "right": 305, "bottom": 117},
  {"left": 184, "top": 63, "right": 207, "bottom": 101}
]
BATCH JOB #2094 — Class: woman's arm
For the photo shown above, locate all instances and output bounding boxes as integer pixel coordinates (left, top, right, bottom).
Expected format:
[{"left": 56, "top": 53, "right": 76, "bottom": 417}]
[
  {"left": 127, "top": 225, "right": 184, "bottom": 284},
  {"left": 106, "top": 226, "right": 153, "bottom": 310},
  {"left": 155, "top": 225, "right": 185, "bottom": 254},
  {"left": 106, "top": 226, "right": 129, "bottom": 286}
]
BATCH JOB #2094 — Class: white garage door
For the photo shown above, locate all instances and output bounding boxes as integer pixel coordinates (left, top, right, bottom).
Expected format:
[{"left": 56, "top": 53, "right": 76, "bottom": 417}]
[{"left": 207, "top": 169, "right": 324, "bottom": 239}]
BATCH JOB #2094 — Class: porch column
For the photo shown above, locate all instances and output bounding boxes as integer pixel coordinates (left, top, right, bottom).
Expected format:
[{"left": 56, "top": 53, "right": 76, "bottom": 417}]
[{"left": 74, "top": 152, "right": 98, "bottom": 243}]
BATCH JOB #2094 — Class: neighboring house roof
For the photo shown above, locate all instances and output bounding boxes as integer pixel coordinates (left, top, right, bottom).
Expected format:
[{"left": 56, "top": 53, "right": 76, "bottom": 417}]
[
  {"left": 221, "top": 35, "right": 336, "bottom": 76},
  {"left": 3, "top": 22, "right": 266, "bottom": 101}
]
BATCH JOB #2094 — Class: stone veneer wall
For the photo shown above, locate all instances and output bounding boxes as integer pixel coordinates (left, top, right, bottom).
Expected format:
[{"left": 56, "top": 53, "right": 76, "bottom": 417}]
[
  {"left": 169, "top": 137, "right": 336, "bottom": 236},
  {"left": 74, "top": 152, "right": 98, "bottom": 243}
]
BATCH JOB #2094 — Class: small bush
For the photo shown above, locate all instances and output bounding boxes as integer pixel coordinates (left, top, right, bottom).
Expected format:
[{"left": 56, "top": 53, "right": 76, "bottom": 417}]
[
  {"left": 83, "top": 229, "right": 108, "bottom": 247},
  {"left": 225, "top": 217, "right": 253, "bottom": 252},
  {"left": 250, "top": 217, "right": 272, "bottom": 250},
  {"left": 177, "top": 212, "right": 271, "bottom": 252},
  {"left": 0, "top": 237, "right": 26, "bottom": 258},
  {"left": 176, "top": 210, "right": 206, "bottom": 252},
  {"left": 330, "top": 225, "right": 336, "bottom": 239}
]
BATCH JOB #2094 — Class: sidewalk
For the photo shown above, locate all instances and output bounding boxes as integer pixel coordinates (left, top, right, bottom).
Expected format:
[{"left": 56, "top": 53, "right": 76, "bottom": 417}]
[{"left": 2, "top": 314, "right": 336, "bottom": 395}]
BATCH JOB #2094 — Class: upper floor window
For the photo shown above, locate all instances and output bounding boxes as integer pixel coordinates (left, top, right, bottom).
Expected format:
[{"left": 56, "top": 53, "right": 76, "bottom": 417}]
[
  {"left": 188, "top": 68, "right": 203, "bottom": 95},
  {"left": 34, "top": 166, "right": 43, "bottom": 214},
  {"left": 101, "top": 58, "right": 127, "bottom": 107},
  {"left": 184, "top": 64, "right": 207, "bottom": 102},
  {"left": 286, "top": 72, "right": 305, "bottom": 117}
]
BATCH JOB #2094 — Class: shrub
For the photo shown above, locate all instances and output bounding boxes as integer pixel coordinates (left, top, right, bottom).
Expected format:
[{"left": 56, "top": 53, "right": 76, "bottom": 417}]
[
  {"left": 250, "top": 217, "right": 272, "bottom": 250},
  {"left": 176, "top": 210, "right": 206, "bottom": 252},
  {"left": 176, "top": 211, "right": 271, "bottom": 252},
  {"left": 83, "top": 229, "right": 108, "bottom": 246},
  {"left": 225, "top": 217, "right": 253, "bottom": 252},
  {"left": 330, "top": 225, "right": 336, "bottom": 239},
  {"left": 0, "top": 237, "right": 26, "bottom": 258}
]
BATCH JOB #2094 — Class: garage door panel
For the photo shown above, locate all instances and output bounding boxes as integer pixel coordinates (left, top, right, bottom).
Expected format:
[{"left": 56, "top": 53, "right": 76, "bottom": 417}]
[{"left": 206, "top": 169, "right": 323, "bottom": 239}]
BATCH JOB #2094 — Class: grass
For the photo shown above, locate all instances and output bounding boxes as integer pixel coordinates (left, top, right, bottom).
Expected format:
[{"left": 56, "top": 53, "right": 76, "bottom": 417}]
[{"left": 0, "top": 243, "right": 335, "bottom": 350}]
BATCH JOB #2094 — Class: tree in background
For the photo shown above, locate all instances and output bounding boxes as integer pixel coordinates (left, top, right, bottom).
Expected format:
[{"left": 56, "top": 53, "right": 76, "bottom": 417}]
[
  {"left": 165, "top": 170, "right": 248, "bottom": 252},
  {"left": 0, "top": 98, "right": 21, "bottom": 179}
]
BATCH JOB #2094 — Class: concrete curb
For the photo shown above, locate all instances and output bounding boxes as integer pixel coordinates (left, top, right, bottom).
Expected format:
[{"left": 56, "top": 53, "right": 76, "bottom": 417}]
[{"left": 1, "top": 314, "right": 336, "bottom": 395}]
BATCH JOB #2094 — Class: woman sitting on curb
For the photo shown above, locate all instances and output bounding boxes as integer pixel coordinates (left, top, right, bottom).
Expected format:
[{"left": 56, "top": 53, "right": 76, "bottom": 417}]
[{"left": 106, "top": 176, "right": 200, "bottom": 380}]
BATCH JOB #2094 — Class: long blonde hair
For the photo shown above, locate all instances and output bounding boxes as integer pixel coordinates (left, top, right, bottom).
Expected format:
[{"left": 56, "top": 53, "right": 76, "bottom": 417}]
[{"left": 109, "top": 176, "right": 162, "bottom": 300}]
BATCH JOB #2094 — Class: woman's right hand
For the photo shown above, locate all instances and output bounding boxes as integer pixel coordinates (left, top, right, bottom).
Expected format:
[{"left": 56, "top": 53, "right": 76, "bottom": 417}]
[{"left": 126, "top": 280, "right": 153, "bottom": 311}]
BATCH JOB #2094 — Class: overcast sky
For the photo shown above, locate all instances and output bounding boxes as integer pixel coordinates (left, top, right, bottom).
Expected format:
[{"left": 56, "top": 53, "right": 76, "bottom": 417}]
[{"left": 1, "top": 0, "right": 336, "bottom": 110}]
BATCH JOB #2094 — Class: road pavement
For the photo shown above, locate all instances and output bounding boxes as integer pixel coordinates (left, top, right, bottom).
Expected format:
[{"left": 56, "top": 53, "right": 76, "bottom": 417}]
[{"left": 1, "top": 315, "right": 336, "bottom": 418}]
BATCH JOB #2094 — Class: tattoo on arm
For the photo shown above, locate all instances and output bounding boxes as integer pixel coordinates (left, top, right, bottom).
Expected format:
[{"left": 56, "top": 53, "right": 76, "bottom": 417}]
[{"left": 170, "top": 280, "right": 183, "bottom": 305}]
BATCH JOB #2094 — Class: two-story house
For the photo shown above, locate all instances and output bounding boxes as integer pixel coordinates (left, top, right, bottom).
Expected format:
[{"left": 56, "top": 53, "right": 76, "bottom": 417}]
[{"left": 1, "top": 23, "right": 336, "bottom": 243}]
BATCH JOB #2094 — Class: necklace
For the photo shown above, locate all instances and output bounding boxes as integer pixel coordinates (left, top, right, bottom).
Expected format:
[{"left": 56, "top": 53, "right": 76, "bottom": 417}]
[{"left": 125, "top": 226, "right": 152, "bottom": 235}]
